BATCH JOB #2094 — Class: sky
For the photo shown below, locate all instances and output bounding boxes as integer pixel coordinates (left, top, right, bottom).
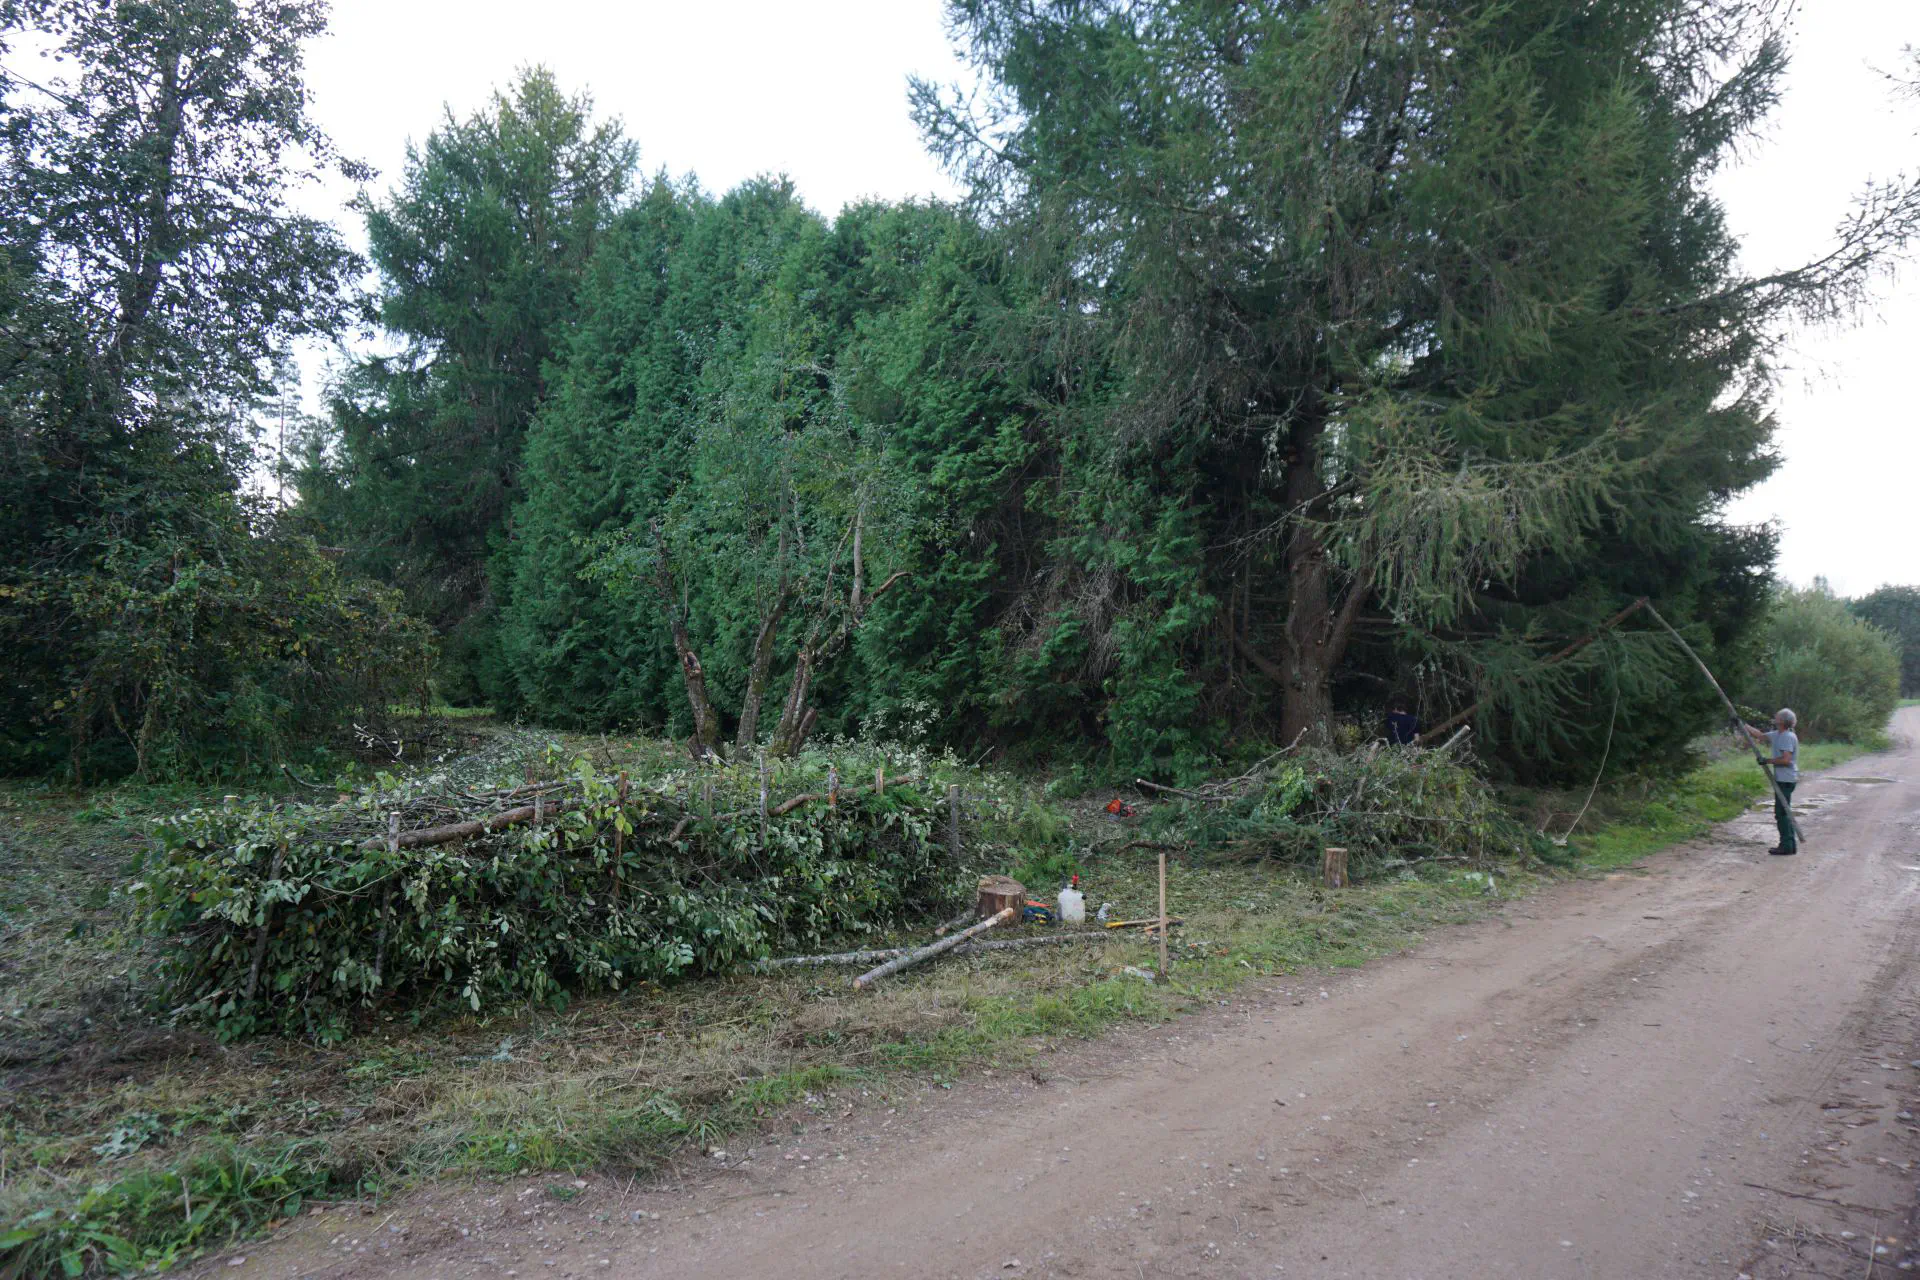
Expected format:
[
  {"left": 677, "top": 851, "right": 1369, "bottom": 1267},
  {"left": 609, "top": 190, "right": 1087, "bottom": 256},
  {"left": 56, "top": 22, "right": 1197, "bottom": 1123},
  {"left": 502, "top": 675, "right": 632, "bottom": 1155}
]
[{"left": 295, "top": 0, "right": 1917, "bottom": 596}]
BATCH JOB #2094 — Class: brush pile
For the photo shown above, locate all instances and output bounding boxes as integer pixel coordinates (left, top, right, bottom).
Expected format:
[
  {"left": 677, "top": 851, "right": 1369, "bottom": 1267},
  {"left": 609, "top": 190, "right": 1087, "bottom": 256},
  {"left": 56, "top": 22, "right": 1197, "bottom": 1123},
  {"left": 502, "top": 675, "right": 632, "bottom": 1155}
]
[
  {"left": 1142, "top": 742, "right": 1536, "bottom": 877},
  {"left": 135, "top": 751, "right": 965, "bottom": 1041}
]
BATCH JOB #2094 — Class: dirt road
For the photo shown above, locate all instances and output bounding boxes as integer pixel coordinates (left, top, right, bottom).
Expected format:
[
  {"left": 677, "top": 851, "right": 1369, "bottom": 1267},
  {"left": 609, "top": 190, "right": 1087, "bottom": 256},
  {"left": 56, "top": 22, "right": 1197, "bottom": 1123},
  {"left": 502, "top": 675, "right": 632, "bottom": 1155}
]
[{"left": 222, "top": 709, "right": 1920, "bottom": 1279}]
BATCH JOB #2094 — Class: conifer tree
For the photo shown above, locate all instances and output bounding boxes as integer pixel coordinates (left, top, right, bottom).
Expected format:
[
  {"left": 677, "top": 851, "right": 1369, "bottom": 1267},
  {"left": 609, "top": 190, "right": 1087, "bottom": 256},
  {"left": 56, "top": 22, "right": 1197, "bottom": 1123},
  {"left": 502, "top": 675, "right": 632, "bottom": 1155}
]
[{"left": 306, "top": 68, "right": 635, "bottom": 700}]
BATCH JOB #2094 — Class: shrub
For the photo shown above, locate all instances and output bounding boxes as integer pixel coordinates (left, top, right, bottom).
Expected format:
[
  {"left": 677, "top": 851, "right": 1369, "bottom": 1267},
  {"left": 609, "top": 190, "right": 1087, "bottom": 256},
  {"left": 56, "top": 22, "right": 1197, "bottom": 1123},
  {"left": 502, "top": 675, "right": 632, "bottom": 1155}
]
[
  {"left": 1, "top": 496, "right": 436, "bottom": 782},
  {"left": 1140, "top": 744, "right": 1537, "bottom": 878},
  {"left": 1745, "top": 585, "right": 1900, "bottom": 742},
  {"left": 134, "top": 750, "right": 968, "bottom": 1042}
]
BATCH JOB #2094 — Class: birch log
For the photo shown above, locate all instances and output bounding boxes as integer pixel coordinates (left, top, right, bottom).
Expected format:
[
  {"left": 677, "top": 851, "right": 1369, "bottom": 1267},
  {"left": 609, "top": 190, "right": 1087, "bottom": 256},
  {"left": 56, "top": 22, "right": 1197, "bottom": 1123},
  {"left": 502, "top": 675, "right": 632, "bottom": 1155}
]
[
  {"left": 757, "top": 930, "right": 1109, "bottom": 971},
  {"left": 852, "top": 908, "right": 1015, "bottom": 990}
]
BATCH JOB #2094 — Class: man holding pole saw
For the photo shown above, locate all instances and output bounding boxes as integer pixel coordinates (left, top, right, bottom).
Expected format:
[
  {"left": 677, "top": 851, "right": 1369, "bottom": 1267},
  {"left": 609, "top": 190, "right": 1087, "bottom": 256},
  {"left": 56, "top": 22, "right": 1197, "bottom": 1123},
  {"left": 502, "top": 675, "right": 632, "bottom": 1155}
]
[{"left": 1736, "top": 709, "right": 1800, "bottom": 856}]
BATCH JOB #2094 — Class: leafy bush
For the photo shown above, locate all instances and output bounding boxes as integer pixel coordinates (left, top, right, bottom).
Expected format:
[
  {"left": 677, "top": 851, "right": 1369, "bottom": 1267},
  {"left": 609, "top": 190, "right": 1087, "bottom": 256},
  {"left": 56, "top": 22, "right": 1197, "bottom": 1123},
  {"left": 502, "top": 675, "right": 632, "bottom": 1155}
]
[
  {"left": 1141, "top": 745, "right": 1537, "bottom": 879},
  {"left": 2, "top": 494, "right": 436, "bottom": 782},
  {"left": 1851, "top": 585, "right": 1920, "bottom": 696},
  {"left": 135, "top": 750, "right": 968, "bottom": 1042},
  {"left": 1745, "top": 585, "right": 1900, "bottom": 742}
]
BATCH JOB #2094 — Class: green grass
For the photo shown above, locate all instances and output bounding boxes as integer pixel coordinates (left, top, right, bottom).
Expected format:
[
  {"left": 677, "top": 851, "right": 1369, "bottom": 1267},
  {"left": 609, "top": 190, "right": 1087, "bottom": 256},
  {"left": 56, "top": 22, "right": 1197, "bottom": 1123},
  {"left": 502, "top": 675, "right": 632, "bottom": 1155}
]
[
  {"left": 1546, "top": 738, "right": 1876, "bottom": 871},
  {"left": 1901, "top": 698, "right": 1920, "bottom": 708},
  {"left": 0, "top": 727, "right": 1888, "bottom": 1276}
]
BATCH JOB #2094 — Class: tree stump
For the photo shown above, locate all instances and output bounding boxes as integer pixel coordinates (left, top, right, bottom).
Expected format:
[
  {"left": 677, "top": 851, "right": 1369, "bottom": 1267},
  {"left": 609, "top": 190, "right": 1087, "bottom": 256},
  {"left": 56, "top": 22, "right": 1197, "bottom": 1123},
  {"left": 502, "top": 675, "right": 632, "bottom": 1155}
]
[
  {"left": 976, "top": 875, "right": 1026, "bottom": 921},
  {"left": 1322, "top": 846, "right": 1349, "bottom": 889}
]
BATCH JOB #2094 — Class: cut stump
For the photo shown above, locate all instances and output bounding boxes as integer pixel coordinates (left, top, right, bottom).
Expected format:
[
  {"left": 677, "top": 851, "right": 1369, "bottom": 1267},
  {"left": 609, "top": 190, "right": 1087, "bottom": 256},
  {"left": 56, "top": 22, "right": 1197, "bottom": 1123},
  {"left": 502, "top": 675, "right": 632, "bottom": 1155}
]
[
  {"left": 976, "top": 875, "right": 1026, "bottom": 921},
  {"left": 1323, "top": 846, "right": 1349, "bottom": 889}
]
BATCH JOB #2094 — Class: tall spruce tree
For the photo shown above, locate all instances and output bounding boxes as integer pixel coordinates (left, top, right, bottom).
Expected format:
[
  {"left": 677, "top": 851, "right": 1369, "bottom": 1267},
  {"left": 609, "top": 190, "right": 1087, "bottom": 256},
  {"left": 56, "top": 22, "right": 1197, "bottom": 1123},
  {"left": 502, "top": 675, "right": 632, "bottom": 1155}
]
[
  {"left": 913, "top": 0, "right": 1915, "bottom": 775},
  {"left": 305, "top": 68, "right": 635, "bottom": 701}
]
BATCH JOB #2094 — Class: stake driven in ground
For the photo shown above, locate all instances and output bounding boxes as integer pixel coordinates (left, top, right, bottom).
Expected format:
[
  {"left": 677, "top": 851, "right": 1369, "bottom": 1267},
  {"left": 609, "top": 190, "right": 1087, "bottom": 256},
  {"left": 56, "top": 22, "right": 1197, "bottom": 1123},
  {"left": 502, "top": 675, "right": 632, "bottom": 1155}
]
[
  {"left": 1158, "top": 847, "right": 1169, "bottom": 978},
  {"left": 1642, "top": 600, "right": 1805, "bottom": 846}
]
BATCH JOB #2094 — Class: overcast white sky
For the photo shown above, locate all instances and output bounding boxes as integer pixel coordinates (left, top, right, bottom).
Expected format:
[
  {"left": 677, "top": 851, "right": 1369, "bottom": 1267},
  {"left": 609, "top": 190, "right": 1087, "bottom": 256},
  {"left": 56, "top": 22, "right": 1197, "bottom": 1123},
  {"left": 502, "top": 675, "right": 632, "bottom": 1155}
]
[{"left": 298, "top": 0, "right": 1917, "bottom": 595}]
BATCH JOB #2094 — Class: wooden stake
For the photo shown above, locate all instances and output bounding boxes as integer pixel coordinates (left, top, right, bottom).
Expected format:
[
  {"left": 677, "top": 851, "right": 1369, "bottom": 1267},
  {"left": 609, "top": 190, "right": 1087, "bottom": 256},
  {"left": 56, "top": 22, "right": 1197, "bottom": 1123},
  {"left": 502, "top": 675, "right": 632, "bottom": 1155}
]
[
  {"left": 612, "top": 773, "right": 628, "bottom": 906},
  {"left": 758, "top": 752, "right": 770, "bottom": 852},
  {"left": 1157, "top": 847, "right": 1169, "bottom": 979},
  {"left": 875, "top": 765, "right": 885, "bottom": 797},
  {"left": 852, "top": 908, "right": 1014, "bottom": 989}
]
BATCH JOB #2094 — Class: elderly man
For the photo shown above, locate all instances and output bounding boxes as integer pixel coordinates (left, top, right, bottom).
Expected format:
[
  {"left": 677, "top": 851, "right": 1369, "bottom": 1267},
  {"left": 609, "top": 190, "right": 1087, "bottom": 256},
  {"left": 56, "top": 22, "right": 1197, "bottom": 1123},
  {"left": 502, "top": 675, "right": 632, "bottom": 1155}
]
[{"left": 1739, "top": 708, "right": 1800, "bottom": 856}]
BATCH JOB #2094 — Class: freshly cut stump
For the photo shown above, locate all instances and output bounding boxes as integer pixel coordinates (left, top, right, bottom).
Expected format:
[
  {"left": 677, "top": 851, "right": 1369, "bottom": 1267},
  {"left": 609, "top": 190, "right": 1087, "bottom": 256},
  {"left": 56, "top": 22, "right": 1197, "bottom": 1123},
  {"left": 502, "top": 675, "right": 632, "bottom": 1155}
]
[
  {"left": 1323, "top": 846, "right": 1349, "bottom": 889},
  {"left": 976, "top": 875, "right": 1026, "bottom": 921}
]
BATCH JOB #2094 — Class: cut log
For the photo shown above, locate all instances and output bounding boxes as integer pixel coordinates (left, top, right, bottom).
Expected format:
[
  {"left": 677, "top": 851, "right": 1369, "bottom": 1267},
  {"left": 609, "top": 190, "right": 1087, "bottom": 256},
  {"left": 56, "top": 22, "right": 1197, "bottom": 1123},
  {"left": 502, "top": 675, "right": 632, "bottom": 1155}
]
[
  {"left": 975, "top": 875, "right": 1025, "bottom": 920},
  {"left": 1323, "top": 845, "right": 1349, "bottom": 889},
  {"left": 755, "top": 930, "right": 1111, "bottom": 971},
  {"left": 852, "top": 908, "right": 1014, "bottom": 990}
]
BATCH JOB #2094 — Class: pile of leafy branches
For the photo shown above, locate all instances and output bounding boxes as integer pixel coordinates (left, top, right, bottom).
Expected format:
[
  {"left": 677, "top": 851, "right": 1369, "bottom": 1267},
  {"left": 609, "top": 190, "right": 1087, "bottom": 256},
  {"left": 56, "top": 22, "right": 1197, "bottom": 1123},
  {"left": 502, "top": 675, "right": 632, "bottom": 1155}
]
[
  {"left": 135, "top": 752, "right": 965, "bottom": 1042},
  {"left": 1141, "top": 745, "right": 1538, "bottom": 878}
]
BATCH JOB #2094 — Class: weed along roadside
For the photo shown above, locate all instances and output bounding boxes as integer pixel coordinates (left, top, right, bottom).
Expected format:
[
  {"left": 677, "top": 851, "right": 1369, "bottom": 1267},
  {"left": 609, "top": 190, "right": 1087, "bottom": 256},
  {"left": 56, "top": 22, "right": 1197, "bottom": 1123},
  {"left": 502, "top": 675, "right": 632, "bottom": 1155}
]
[{"left": 0, "top": 727, "right": 1881, "bottom": 1276}]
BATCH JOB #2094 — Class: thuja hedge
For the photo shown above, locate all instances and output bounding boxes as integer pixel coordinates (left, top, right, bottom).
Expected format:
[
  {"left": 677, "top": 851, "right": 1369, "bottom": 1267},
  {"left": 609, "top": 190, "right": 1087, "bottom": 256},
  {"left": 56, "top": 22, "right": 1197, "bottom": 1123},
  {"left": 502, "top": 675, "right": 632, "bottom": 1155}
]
[{"left": 135, "top": 759, "right": 967, "bottom": 1042}]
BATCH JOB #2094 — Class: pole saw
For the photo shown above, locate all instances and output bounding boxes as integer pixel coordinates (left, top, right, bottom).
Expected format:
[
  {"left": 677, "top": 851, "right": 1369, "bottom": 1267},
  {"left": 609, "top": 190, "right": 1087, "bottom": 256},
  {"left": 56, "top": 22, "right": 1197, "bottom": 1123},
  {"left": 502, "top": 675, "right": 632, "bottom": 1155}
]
[{"left": 1640, "top": 599, "right": 1805, "bottom": 848}]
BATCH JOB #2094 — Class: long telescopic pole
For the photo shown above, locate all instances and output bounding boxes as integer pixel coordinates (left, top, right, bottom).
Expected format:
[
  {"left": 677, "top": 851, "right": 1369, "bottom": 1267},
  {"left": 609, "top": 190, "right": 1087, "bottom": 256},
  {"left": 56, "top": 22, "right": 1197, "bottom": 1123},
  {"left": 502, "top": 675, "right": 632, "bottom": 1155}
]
[{"left": 1641, "top": 599, "right": 1805, "bottom": 847}]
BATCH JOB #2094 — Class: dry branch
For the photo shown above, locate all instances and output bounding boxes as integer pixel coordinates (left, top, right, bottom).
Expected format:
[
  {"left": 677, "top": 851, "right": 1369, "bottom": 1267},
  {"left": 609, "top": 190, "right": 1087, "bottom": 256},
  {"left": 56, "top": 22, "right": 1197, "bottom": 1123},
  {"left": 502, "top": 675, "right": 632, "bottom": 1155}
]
[
  {"left": 755, "top": 929, "right": 1113, "bottom": 970},
  {"left": 852, "top": 907, "right": 1014, "bottom": 989}
]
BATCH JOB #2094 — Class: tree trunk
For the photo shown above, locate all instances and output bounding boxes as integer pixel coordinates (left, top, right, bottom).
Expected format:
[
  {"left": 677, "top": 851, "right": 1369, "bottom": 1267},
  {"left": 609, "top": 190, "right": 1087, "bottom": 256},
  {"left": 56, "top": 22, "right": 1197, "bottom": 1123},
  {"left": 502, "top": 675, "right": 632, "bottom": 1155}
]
[
  {"left": 112, "top": 45, "right": 186, "bottom": 365},
  {"left": 735, "top": 594, "right": 787, "bottom": 751},
  {"left": 670, "top": 617, "right": 721, "bottom": 759},
  {"left": 768, "top": 645, "right": 816, "bottom": 757},
  {"left": 1276, "top": 412, "right": 1367, "bottom": 746}
]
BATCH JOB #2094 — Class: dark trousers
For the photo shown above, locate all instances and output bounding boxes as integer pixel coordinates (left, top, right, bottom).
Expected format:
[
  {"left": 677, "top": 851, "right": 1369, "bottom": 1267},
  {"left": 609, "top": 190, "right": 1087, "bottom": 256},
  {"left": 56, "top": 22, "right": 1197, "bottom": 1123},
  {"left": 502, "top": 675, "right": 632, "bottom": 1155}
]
[{"left": 1774, "top": 781, "right": 1796, "bottom": 852}]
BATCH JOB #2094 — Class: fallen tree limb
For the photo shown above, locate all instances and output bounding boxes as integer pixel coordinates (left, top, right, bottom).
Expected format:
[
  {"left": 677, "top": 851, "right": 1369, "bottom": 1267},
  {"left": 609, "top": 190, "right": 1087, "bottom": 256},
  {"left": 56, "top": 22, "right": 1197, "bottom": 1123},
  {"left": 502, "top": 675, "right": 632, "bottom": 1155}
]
[
  {"left": 1415, "top": 598, "right": 1650, "bottom": 746},
  {"left": 853, "top": 908, "right": 1014, "bottom": 989},
  {"left": 359, "top": 798, "right": 579, "bottom": 851},
  {"left": 757, "top": 929, "right": 1114, "bottom": 971}
]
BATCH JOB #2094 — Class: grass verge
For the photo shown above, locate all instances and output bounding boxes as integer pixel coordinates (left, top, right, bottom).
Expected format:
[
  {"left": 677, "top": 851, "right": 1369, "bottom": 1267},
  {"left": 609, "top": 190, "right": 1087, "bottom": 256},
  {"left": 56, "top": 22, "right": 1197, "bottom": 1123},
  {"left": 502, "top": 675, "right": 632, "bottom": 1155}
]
[
  {"left": 1522, "top": 738, "right": 1877, "bottom": 872},
  {"left": 0, "top": 728, "right": 1887, "bottom": 1275}
]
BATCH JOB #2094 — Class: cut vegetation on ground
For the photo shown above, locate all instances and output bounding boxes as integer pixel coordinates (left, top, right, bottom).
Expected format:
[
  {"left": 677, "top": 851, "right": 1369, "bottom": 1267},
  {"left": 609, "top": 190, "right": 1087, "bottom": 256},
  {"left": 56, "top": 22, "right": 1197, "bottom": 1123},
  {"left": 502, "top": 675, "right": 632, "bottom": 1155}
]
[{"left": 1, "top": 720, "right": 1879, "bottom": 1277}]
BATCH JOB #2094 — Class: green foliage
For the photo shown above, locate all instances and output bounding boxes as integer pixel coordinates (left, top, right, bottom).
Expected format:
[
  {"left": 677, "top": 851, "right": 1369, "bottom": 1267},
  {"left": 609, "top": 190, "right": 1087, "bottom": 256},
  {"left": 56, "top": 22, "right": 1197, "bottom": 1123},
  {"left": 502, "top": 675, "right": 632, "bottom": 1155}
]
[
  {"left": 1852, "top": 585, "right": 1920, "bottom": 696},
  {"left": 1142, "top": 747, "right": 1537, "bottom": 879},
  {"left": 302, "top": 67, "right": 636, "bottom": 700},
  {"left": 0, "top": 1142, "right": 340, "bottom": 1279},
  {"left": 912, "top": 0, "right": 1800, "bottom": 768},
  {"left": 2, "top": 494, "right": 434, "bottom": 780},
  {"left": 136, "top": 750, "right": 967, "bottom": 1041},
  {"left": 1745, "top": 585, "right": 1900, "bottom": 742},
  {"left": 0, "top": 0, "right": 433, "bottom": 782}
]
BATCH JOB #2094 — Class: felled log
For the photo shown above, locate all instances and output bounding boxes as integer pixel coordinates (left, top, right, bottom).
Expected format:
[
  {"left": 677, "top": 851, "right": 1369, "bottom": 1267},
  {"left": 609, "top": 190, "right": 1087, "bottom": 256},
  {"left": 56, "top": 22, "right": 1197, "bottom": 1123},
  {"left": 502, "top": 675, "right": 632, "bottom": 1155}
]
[
  {"left": 358, "top": 797, "right": 579, "bottom": 852},
  {"left": 852, "top": 907, "right": 1014, "bottom": 990},
  {"left": 757, "top": 929, "right": 1111, "bottom": 971}
]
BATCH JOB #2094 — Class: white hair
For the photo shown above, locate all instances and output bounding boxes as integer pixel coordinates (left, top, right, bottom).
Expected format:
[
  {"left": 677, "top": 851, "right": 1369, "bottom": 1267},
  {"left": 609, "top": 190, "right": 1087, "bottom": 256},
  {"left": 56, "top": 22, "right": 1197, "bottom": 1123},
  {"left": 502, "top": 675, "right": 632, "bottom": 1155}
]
[{"left": 1776, "top": 708, "right": 1796, "bottom": 728}]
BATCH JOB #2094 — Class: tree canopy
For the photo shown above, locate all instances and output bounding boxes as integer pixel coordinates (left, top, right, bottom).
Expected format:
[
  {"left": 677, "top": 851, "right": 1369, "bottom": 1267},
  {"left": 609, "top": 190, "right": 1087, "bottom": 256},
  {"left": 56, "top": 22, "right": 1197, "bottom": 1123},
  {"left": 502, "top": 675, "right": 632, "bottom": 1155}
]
[{"left": 5, "top": 0, "right": 1914, "bottom": 782}]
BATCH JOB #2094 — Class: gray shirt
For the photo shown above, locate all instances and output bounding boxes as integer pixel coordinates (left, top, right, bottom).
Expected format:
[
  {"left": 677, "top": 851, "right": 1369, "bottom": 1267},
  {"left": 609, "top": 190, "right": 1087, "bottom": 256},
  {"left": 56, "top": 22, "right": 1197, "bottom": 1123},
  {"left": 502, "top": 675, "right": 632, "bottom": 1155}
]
[{"left": 1766, "top": 729, "right": 1799, "bottom": 784}]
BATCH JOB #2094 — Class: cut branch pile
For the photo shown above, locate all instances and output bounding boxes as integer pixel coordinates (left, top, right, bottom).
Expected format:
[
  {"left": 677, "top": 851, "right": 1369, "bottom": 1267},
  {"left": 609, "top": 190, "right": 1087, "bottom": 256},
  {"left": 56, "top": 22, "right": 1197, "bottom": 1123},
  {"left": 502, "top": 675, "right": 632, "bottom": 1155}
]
[{"left": 137, "top": 755, "right": 968, "bottom": 1041}]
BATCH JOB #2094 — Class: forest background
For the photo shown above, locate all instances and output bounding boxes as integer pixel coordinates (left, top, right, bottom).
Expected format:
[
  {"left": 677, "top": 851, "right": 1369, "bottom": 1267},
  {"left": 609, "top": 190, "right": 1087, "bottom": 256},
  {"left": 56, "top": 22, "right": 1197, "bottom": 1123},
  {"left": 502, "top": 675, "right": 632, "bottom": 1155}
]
[{"left": 4, "top": 0, "right": 1918, "bottom": 787}]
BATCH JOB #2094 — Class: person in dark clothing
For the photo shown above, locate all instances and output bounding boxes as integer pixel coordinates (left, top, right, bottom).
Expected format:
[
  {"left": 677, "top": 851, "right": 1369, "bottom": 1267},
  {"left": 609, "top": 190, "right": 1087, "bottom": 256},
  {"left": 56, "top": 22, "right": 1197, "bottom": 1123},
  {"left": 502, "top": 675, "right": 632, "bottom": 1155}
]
[{"left": 1386, "top": 698, "right": 1420, "bottom": 746}]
